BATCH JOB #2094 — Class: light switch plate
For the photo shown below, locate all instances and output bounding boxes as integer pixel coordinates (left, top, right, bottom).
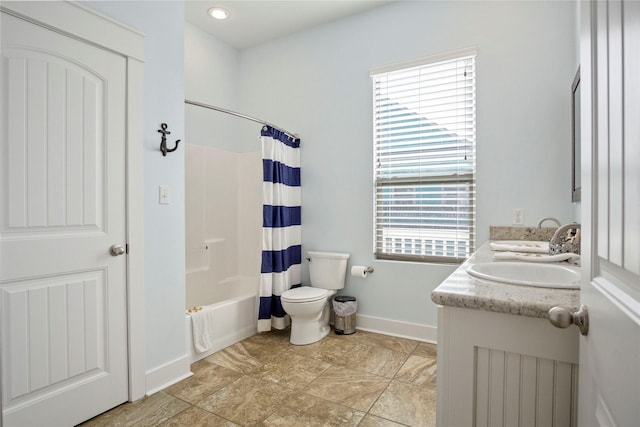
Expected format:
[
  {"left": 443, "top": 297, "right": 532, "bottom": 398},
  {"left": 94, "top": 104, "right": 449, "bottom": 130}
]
[{"left": 159, "top": 185, "right": 170, "bottom": 204}]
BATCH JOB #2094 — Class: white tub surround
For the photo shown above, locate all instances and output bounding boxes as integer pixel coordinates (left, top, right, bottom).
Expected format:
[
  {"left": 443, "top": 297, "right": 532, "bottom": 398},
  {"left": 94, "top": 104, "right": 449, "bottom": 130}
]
[
  {"left": 184, "top": 276, "right": 257, "bottom": 362},
  {"left": 432, "top": 243, "right": 580, "bottom": 427},
  {"left": 184, "top": 142, "right": 261, "bottom": 363}
]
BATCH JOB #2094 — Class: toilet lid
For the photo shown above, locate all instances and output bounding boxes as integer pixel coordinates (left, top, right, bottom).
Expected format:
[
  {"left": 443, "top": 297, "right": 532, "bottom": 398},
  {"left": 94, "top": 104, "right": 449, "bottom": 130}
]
[{"left": 281, "top": 287, "right": 329, "bottom": 303}]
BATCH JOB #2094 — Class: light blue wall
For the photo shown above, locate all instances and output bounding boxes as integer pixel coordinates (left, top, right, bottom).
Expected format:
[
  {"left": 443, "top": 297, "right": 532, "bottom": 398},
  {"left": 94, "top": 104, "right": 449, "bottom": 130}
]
[
  {"left": 237, "top": 1, "right": 578, "bottom": 327},
  {"left": 185, "top": 23, "right": 261, "bottom": 153},
  {"left": 81, "top": 1, "right": 187, "bottom": 373},
  {"left": 80, "top": 0, "right": 578, "bottom": 372}
]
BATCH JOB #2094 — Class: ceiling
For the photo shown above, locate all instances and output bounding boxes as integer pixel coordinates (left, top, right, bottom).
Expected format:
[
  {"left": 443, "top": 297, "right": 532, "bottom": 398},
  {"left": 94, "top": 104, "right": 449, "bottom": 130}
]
[{"left": 185, "top": 0, "right": 395, "bottom": 50}]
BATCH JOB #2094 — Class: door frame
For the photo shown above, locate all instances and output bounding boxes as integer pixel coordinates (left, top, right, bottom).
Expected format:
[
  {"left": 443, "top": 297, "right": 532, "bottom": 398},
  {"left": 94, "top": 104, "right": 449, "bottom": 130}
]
[{"left": 0, "top": 1, "right": 146, "bottom": 403}]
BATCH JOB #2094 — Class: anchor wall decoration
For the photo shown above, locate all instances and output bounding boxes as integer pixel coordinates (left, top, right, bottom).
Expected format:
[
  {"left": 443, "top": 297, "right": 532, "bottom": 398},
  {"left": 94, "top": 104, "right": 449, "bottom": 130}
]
[{"left": 158, "top": 123, "right": 180, "bottom": 156}]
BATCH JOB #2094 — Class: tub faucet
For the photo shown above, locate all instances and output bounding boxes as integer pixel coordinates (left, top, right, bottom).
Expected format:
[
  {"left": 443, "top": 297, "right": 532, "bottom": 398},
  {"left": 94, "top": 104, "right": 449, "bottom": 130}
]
[{"left": 549, "top": 223, "right": 581, "bottom": 255}]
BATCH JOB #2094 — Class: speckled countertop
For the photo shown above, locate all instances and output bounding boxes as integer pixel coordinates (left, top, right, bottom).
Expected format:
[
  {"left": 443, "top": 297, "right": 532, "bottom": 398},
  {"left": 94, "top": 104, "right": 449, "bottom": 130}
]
[{"left": 431, "top": 242, "right": 580, "bottom": 319}]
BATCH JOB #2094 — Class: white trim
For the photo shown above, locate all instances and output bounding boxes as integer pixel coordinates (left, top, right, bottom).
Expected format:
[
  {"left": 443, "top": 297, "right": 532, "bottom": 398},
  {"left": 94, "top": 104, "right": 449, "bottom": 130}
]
[
  {"left": 355, "top": 314, "right": 437, "bottom": 343},
  {"left": 0, "top": 1, "right": 144, "bottom": 61},
  {"left": 369, "top": 46, "right": 477, "bottom": 76},
  {"left": 125, "top": 57, "right": 146, "bottom": 401},
  {"left": 145, "top": 356, "right": 192, "bottom": 396}
]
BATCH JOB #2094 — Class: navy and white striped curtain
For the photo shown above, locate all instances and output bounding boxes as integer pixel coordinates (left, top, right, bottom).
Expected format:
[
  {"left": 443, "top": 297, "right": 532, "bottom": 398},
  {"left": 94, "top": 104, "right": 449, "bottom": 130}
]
[{"left": 257, "top": 126, "right": 301, "bottom": 332}]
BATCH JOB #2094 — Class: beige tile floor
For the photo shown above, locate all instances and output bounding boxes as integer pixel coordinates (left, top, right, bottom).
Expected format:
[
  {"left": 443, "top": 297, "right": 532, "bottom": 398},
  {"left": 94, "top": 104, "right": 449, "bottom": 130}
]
[{"left": 80, "top": 329, "right": 437, "bottom": 426}]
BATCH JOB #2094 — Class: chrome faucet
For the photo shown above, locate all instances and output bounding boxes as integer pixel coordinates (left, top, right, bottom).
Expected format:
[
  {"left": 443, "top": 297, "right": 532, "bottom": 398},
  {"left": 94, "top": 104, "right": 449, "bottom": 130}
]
[
  {"left": 549, "top": 223, "right": 581, "bottom": 255},
  {"left": 537, "top": 217, "right": 561, "bottom": 228}
]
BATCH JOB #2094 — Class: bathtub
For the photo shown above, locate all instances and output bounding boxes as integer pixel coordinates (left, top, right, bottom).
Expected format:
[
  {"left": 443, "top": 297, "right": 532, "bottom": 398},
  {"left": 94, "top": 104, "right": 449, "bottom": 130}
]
[{"left": 185, "top": 275, "right": 258, "bottom": 363}]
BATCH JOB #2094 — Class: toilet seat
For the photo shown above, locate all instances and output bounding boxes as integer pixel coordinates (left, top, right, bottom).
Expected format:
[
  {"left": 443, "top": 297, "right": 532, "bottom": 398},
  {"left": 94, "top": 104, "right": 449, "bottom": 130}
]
[{"left": 281, "top": 286, "right": 329, "bottom": 303}]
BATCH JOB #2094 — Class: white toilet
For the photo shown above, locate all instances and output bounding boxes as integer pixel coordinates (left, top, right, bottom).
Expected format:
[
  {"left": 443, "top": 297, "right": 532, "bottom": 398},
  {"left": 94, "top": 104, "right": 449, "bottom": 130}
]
[{"left": 281, "top": 251, "right": 350, "bottom": 345}]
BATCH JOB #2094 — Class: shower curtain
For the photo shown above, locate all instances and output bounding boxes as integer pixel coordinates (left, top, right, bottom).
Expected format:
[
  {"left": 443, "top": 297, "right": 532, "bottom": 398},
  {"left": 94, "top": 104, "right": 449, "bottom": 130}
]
[{"left": 257, "top": 125, "right": 301, "bottom": 332}]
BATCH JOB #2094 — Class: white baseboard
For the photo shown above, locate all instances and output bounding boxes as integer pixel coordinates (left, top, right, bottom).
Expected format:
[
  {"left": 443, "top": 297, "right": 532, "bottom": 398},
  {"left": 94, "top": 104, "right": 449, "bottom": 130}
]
[
  {"left": 145, "top": 354, "right": 192, "bottom": 396},
  {"left": 355, "top": 314, "right": 437, "bottom": 344}
]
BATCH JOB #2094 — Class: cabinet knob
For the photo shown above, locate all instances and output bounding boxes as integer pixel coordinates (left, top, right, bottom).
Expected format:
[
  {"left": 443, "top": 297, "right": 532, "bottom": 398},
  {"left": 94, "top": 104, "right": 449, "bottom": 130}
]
[{"left": 548, "top": 305, "right": 589, "bottom": 336}]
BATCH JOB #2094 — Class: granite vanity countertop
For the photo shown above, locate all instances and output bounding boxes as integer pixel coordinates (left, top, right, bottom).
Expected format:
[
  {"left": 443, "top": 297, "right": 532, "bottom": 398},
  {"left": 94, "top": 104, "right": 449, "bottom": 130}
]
[{"left": 431, "top": 242, "right": 580, "bottom": 319}]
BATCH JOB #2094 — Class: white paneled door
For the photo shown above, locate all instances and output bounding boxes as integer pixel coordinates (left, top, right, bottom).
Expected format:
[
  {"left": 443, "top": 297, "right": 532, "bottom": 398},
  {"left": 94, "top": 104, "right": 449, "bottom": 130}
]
[
  {"left": 0, "top": 11, "right": 128, "bottom": 426},
  {"left": 579, "top": 1, "right": 640, "bottom": 426}
]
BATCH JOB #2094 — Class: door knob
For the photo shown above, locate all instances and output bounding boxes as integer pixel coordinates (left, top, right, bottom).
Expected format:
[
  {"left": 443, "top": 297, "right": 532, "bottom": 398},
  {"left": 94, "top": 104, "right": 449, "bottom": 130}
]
[
  {"left": 110, "top": 245, "right": 126, "bottom": 256},
  {"left": 548, "top": 305, "right": 589, "bottom": 336}
]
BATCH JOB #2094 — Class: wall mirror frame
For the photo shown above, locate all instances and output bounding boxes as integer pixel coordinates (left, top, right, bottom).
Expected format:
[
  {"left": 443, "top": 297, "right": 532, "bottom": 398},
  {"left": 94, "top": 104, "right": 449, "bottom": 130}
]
[{"left": 571, "top": 67, "right": 581, "bottom": 202}]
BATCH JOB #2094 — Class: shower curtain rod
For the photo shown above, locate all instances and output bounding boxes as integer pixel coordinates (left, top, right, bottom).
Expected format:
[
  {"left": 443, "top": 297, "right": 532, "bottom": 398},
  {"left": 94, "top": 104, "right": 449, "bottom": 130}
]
[{"left": 185, "top": 99, "right": 298, "bottom": 139}]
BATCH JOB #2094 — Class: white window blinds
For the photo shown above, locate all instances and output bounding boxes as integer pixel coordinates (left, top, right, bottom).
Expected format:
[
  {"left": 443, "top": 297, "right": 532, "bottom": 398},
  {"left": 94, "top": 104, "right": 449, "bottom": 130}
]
[{"left": 371, "top": 48, "right": 476, "bottom": 263}]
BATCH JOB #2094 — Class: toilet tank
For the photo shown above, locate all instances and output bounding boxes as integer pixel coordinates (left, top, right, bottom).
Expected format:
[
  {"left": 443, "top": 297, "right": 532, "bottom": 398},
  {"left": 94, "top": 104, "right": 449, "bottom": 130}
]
[{"left": 307, "top": 251, "right": 350, "bottom": 290}]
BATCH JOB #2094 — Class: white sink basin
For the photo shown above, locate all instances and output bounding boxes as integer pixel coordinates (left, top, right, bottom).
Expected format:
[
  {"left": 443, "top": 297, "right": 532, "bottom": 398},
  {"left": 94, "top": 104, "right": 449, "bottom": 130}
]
[{"left": 466, "top": 262, "right": 580, "bottom": 289}]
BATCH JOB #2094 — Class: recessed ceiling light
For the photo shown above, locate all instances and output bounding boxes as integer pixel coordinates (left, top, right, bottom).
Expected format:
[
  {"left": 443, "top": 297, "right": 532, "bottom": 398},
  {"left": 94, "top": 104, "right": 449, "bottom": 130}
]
[{"left": 208, "top": 7, "right": 230, "bottom": 20}]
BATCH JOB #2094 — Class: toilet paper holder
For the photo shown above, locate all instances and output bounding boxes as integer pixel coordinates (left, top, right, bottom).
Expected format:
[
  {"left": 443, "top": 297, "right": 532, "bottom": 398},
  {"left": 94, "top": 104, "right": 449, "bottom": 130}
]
[
  {"left": 305, "top": 257, "right": 374, "bottom": 274},
  {"left": 350, "top": 265, "right": 375, "bottom": 278}
]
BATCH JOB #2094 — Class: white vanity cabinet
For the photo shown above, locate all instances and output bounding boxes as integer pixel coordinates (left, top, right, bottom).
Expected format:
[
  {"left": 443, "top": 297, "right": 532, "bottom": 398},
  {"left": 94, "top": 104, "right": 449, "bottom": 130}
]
[
  {"left": 437, "top": 306, "right": 578, "bottom": 427},
  {"left": 431, "top": 243, "right": 580, "bottom": 427}
]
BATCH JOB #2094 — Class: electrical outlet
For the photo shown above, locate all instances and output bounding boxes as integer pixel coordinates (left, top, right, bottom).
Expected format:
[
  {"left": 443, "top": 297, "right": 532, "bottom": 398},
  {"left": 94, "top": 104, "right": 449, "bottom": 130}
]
[
  {"left": 512, "top": 208, "right": 524, "bottom": 225},
  {"left": 159, "top": 185, "right": 170, "bottom": 205}
]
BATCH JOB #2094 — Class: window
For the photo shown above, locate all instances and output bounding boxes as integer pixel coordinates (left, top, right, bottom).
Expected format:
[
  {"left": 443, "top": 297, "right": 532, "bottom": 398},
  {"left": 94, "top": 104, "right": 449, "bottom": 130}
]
[{"left": 371, "top": 47, "right": 476, "bottom": 263}]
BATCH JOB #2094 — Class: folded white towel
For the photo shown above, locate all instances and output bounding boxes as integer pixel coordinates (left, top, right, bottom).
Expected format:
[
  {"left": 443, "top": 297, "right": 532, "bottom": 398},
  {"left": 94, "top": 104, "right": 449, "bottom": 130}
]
[
  {"left": 493, "top": 251, "right": 580, "bottom": 265},
  {"left": 490, "top": 241, "right": 549, "bottom": 254},
  {"left": 189, "top": 307, "right": 216, "bottom": 353}
]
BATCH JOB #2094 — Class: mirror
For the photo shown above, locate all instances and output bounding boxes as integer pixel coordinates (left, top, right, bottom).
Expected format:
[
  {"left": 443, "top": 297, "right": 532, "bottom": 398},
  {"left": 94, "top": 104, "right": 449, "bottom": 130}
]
[{"left": 571, "top": 67, "right": 581, "bottom": 202}]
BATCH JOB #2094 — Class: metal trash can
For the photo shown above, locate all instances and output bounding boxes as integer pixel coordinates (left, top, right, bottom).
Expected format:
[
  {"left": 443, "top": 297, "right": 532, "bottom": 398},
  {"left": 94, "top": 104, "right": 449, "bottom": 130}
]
[{"left": 333, "top": 295, "right": 357, "bottom": 335}]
